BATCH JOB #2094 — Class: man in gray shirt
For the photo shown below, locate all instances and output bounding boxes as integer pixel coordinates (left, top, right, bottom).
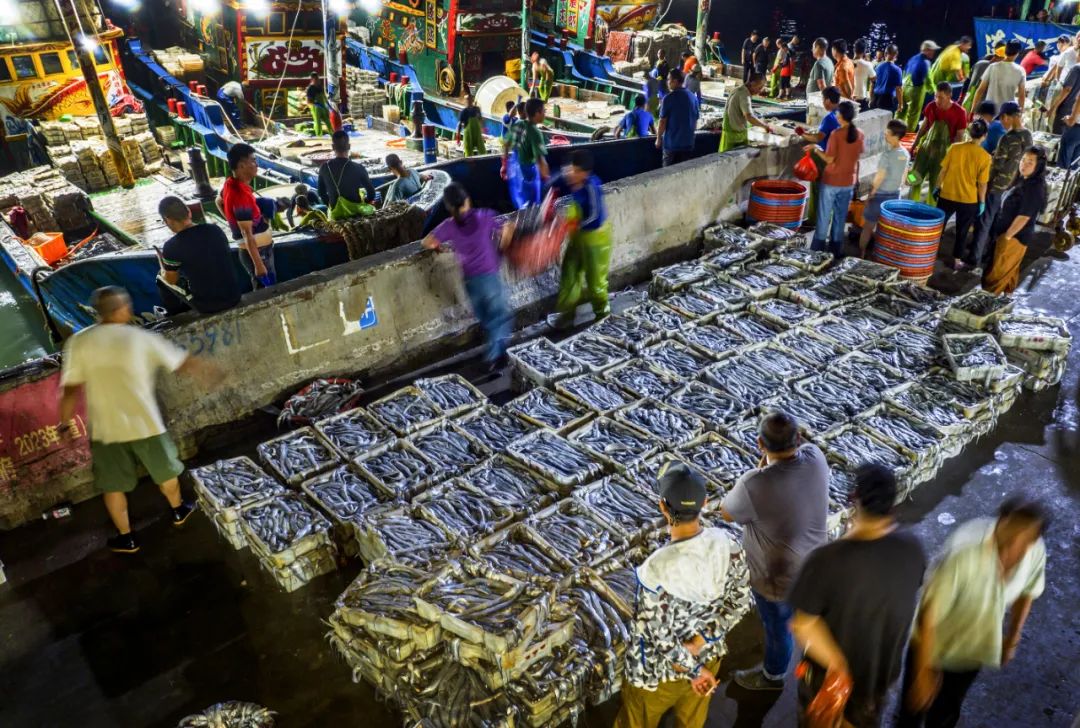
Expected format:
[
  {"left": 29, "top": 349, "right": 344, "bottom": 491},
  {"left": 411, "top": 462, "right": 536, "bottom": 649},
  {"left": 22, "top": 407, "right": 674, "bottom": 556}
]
[
  {"left": 722, "top": 411, "right": 830, "bottom": 690},
  {"left": 806, "top": 38, "right": 835, "bottom": 93}
]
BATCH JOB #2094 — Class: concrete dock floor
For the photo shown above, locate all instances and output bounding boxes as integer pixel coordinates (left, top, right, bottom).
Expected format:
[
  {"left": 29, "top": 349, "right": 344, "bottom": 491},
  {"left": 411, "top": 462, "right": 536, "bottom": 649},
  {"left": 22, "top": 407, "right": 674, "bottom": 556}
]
[{"left": 1, "top": 239, "right": 1078, "bottom": 727}]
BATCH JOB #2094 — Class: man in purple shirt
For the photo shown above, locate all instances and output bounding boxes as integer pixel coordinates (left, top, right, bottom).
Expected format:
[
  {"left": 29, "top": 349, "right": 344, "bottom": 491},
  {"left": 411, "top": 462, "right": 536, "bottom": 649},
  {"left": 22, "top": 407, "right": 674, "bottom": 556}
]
[{"left": 423, "top": 182, "right": 512, "bottom": 371}]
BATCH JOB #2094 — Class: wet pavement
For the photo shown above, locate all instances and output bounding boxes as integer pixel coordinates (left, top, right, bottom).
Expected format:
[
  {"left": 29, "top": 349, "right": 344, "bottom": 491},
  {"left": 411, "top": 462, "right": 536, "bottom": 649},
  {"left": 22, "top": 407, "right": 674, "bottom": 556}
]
[{"left": 1, "top": 236, "right": 1079, "bottom": 727}]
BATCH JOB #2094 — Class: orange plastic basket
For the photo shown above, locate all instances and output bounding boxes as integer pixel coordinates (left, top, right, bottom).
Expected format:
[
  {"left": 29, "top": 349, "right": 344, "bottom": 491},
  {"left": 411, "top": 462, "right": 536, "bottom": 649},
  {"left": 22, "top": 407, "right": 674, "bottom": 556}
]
[{"left": 26, "top": 232, "right": 67, "bottom": 264}]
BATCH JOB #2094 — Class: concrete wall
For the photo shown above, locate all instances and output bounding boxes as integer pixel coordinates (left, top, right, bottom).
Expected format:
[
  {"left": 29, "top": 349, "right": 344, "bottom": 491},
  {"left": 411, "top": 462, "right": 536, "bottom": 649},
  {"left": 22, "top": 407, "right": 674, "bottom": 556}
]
[{"left": 0, "top": 115, "right": 893, "bottom": 528}]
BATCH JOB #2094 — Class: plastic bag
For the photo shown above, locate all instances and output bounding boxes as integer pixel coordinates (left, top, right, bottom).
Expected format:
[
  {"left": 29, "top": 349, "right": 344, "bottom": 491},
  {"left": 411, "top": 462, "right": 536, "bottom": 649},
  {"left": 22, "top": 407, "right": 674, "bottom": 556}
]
[
  {"left": 505, "top": 189, "right": 569, "bottom": 277},
  {"left": 794, "top": 150, "right": 819, "bottom": 181},
  {"left": 804, "top": 667, "right": 853, "bottom": 728}
]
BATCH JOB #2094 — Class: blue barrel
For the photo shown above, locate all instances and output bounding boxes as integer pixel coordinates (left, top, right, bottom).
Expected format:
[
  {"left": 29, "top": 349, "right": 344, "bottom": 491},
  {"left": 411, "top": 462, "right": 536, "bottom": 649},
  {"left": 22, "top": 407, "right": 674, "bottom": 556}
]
[
  {"left": 871, "top": 200, "right": 945, "bottom": 282},
  {"left": 422, "top": 123, "right": 437, "bottom": 164}
]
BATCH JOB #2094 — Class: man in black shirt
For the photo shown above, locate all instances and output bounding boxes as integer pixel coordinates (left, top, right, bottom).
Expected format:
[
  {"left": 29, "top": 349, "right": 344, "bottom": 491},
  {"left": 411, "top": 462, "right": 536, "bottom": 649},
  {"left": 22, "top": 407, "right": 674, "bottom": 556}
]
[
  {"left": 742, "top": 30, "right": 760, "bottom": 84},
  {"left": 753, "top": 37, "right": 772, "bottom": 76},
  {"left": 156, "top": 196, "right": 241, "bottom": 316},
  {"left": 317, "top": 130, "right": 377, "bottom": 217},
  {"left": 788, "top": 463, "right": 926, "bottom": 727}
]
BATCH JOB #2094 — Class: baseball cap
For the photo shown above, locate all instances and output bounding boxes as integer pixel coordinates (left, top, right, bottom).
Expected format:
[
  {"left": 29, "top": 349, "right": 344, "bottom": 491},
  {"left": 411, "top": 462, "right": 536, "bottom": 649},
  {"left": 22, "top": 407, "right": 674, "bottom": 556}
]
[
  {"left": 999, "top": 101, "right": 1021, "bottom": 117},
  {"left": 921, "top": 40, "right": 941, "bottom": 52},
  {"left": 658, "top": 461, "right": 707, "bottom": 516}
]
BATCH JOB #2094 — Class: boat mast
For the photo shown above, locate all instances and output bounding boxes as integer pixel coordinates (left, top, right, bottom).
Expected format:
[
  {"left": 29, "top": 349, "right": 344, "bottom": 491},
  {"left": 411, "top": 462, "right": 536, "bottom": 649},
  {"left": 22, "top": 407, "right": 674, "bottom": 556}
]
[
  {"left": 520, "top": 0, "right": 528, "bottom": 88},
  {"left": 694, "top": 0, "right": 709, "bottom": 65},
  {"left": 56, "top": 0, "right": 136, "bottom": 188}
]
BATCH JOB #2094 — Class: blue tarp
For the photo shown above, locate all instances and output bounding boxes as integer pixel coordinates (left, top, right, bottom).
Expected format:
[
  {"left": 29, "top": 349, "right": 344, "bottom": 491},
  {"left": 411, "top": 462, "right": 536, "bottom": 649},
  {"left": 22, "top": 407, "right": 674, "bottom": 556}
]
[{"left": 974, "top": 17, "right": 1080, "bottom": 57}]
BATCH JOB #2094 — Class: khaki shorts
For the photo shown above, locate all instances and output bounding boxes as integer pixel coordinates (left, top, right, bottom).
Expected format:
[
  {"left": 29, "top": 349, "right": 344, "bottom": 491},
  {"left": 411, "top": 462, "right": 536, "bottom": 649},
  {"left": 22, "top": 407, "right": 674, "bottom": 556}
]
[{"left": 91, "top": 433, "right": 184, "bottom": 493}]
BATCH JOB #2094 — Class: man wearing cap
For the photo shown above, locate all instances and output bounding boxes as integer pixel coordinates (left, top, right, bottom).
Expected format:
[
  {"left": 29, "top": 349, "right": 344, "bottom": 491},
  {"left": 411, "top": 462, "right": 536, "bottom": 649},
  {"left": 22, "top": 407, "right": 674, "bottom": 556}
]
[
  {"left": 616, "top": 463, "right": 733, "bottom": 728},
  {"left": 973, "top": 40, "right": 1027, "bottom": 111},
  {"left": 899, "top": 40, "right": 940, "bottom": 131},
  {"left": 720, "top": 411, "right": 830, "bottom": 691}
]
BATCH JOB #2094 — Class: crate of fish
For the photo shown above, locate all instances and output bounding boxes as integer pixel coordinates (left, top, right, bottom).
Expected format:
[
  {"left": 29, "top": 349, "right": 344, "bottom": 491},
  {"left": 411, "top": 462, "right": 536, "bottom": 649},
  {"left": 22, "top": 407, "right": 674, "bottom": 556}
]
[
  {"left": 623, "top": 300, "right": 692, "bottom": 335},
  {"left": 332, "top": 561, "right": 442, "bottom": 648},
  {"left": 669, "top": 380, "right": 751, "bottom": 428},
  {"left": 588, "top": 313, "right": 665, "bottom": 352},
  {"left": 603, "top": 358, "right": 683, "bottom": 399},
  {"left": 749, "top": 221, "right": 798, "bottom": 241},
  {"left": 256, "top": 543, "right": 339, "bottom": 593},
  {"left": 590, "top": 553, "right": 645, "bottom": 616},
  {"left": 301, "top": 464, "right": 393, "bottom": 553},
  {"left": 506, "top": 430, "right": 607, "bottom": 487},
  {"left": 944, "top": 289, "right": 1014, "bottom": 330},
  {"left": 793, "top": 373, "right": 881, "bottom": 418},
  {"left": 188, "top": 456, "right": 288, "bottom": 526},
  {"left": 944, "top": 333, "right": 1008, "bottom": 382},
  {"left": 556, "top": 372, "right": 638, "bottom": 415},
  {"left": 240, "top": 492, "right": 336, "bottom": 569},
  {"left": 1004, "top": 346, "right": 1068, "bottom": 391},
  {"left": 614, "top": 398, "right": 706, "bottom": 447},
  {"left": 843, "top": 304, "right": 899, "bottom": 335},
  {"left": 507, "top": 337, "right": 587, "bottom": 391},
  {"left": 527, "top": 499, "right": 630, "bottom": 567},
  {"left": 747, "top": 261, "right": 809, "bottom": 286},
  {"left": 831, "top": 257, "right": 900, "bottom": 286},
  {"left": 770, "top": 245, "right": 833, "bottom": 273},
  {"left": 715, "top": 311, "right": 787, "bottom": 344},
  {"left": 812, "top": 314, "right": 880, "bottom": 349},
  {"left": 353, "top": 439, "right": 438, "bottom": 499},
  {"left": 413, "top": 481, "right": 514, "bottom": 541},
  {"left": 557, "top": 332, "right": 632, "bottom": 373},
  {"left": 313, "top": 407, "right": 394, "bottom": 460},
  {"left": 856, "top": 404, "right": 948, "bottom": 476},
  {"left": 833, "top": 351, "right": 908, "bottom": 393},
  {"left": 739, "top": 341, "right": 816, "bottom": 383},
  {"left": 627, "top": 451, "right": 696, "bottom": 494},
  {"left": 718, "top": 268, "right": 779, "bottom": 299},
  {"left": 505, "top": 387, "right": 593, "bottom": 434},
  {"left": 327, "top": 612, "right": 422, "bottom": 674},
  {"left": 995, "top": 314, "right": 1071, "bottom": 353},
  {"left": 415, "top": 559, "right": 558, "bottom": 655},
  {"left": 818, "top": 425, "right": 917, "bottom": 495},
  {"left": 471, "top": 523, "right": 575, "bottom": 584},
  {"left": 642, "top": 339, "right": 714, "bottom": 380},
  {"left": 677, "top": 322, "right": 749, "bottom": 361},
  {"left": 572, "top": 476, "right": 665, "bottom": 539},
  {"left": 863, "top": 293, "right": 935, "bottom": 327},
  {"left": 885, "top": 382, "right": 972, "bottom": 438},
  {"left": 677, "top": 432, "right": 758, "bottom": 495},
  {"left": 870, "top": 326, "right": 942, "bottom": 376},
  {"left": 568, "top": 417, "right": 663, "bottom": 470},
  {"left": 453, "top": 615, "right": 579, "bottom": 693},
  {"left": 415, "top": 373, "right": 487, "bottom": 417},
  {"left": 367, "top": 386, "right": 444, "bottom": 436},
  {"left": 780, "top": 274, "right": 877, "bottom": 312},
  {"left": 456, "top": 404, "right": 538, "bottom": 451},
  {"left": 689, "top": 278, "right": 750, "bottom": 313},
  {"left": 408, "top": 421, "right": 490, "bottom": 477},
  {"left": 464, "top": 456, "right": 564, "bottom": 511},
  {"left": 354, "top": 506, "right": 457, "bottom": 566},
  {"left": 394, "top": 659, "right": 516, "bottom": 728},
  {"left": 648, "top": 259, "right": 712, "bottom": 296},
  {"left": 885, "top": 280, "right": 952, "bottom": 309},
  {"left": 749, "top": 297, "right": 819, "bottom": 328},
  {"left": 775, "top": 327, "right": 849, "bottom": 368},
  {"left": 656, "top": 290, "right": 721, "bottom": 322},
  {"left": 502, "top": 640, "right": 596, "bottom": 723},
  {"left": 760, "top": 391, "right": 849, "bottom": 438},
  {"left": 702, "top": 221, "right": 768, "bottom": 252},
  {"left": 701, "top": 355, "right": 784, "bottom": 408},
  {"left": 256, "top": 427, "right": 341, "bottom": 487}
]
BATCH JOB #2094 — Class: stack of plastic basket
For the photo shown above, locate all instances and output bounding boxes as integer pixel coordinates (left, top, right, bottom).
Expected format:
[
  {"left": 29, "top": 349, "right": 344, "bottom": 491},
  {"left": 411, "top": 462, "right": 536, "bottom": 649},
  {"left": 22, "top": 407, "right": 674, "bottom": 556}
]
[
  {"left": 871, "top": 200, "right": 945, "bottom": 284},
  {"left": 746, "top": 180, "right": 808, "bottom": 229}
]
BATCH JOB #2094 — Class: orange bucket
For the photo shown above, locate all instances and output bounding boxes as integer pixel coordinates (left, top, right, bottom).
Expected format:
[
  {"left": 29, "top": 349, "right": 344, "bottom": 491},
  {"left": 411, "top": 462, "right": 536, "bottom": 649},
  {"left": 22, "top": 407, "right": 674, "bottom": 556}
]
[{"left": 25, "top": 232, "right": 67, "bottom": 264}]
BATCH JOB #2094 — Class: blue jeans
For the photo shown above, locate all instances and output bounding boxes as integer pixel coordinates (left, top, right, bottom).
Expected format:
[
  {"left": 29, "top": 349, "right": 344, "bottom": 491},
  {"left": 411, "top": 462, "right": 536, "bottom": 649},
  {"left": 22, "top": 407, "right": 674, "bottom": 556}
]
[
  {"left": 239, "top": 244, "right": 276, "bottom": 289},
  {"left": 464, "top": 273, "right": 512, "bottom": 363},
  {"left": 753, "top": 589, "right": 794, "bottom": 680},
  {"left": 812, "top": 183, "right": 854, "bottom": 256},
  {"left": 1060, "top": 124, "right": 1080, "bottom": 170}
]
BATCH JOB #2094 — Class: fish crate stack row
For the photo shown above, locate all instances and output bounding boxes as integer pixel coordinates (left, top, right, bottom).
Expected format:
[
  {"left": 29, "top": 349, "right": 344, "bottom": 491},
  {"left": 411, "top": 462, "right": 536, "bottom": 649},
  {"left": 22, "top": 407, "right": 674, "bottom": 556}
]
[
  {"left": 345, "top": 67, "right": 385, "bottom": 119},
  {"left": 37, "top": 114, "right": 162, "bottom": 191},
  {"left": 0, "top": 166, "right": 92, "bottom": 234},
  {"left": 151, "top": 46, "right": 205, "bottom": 78}
]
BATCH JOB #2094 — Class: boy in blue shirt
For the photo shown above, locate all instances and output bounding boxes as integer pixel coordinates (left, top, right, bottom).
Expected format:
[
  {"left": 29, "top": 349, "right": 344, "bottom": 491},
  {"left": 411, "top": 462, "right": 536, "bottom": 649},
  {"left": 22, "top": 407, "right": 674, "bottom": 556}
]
[
  {"left": 616, "top": 94, "right": 656, "bottom": 138},
  {"left": 548, "top": 149, "right": 612, "bottom": 328},
  {"left": 977, "top": 101, "right": 1005, "bottom": 153},
  {"left": 872, "top": 44, "right": 904, "bottom": 112}
]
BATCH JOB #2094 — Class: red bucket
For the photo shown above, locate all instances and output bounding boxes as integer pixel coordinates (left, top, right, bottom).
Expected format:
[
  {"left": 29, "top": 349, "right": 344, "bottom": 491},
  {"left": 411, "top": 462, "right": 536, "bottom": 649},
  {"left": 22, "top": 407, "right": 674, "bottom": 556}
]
[{"left": 176, "top": 101, "right": 188, "bottom": 119}]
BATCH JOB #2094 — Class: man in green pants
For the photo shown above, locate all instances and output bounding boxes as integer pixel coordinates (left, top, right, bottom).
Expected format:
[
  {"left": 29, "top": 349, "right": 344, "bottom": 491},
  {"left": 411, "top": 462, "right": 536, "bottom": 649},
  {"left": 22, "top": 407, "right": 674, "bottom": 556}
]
[
  {"left": 719, "top": 73, "right": 771, "bottom": 152},
  {"left": 306, "top": 72, "right": 332, "bottom": 136},
  {"left": 900, "top": 41, "right": 940, "bottom": 131},
  {"left": 457, "top": 90, "right": 486, "bottom": 157},
  {"left": 548, "top": 149, "right": 612, "bottom": 328}
]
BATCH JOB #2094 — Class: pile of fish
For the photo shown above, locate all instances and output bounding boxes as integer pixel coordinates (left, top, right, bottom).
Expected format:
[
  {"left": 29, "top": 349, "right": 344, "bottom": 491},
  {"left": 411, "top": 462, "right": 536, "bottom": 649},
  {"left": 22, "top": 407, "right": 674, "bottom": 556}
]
[
  {"left": 188, "top": 456, "right": 287, "bottom": 549},
  {"left": 239, "top": 494, "right": 337, "bottom": 592},
  {"left": 177, "top": 701, "right": 276, "bottom": 728},
  {"left": 186, "top": 220, "right": 1071, "bottom": 726},
  {"left": 277, "top": 378, "right": 364, "bottom": 428}
]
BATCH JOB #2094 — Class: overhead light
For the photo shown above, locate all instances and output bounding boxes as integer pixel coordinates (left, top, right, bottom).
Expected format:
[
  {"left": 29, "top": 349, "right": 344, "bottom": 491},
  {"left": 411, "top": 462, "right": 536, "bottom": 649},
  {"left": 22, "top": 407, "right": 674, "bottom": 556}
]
[
  {"left": 247, "top": 0, "right": 269, "bottom": 17},
  {"left": 191, "top": 0, "right": 220, "bottom": 13},
  {"left": 359, "top": 0, "right": 380, "bottom": 13},
  {"left": 329, "top": 0, "right": 350, "bottom": 14},
  {"left": 113, "top": 0, "right": 140, "bottom": 8},
  {"left": 0, "top": 0, "right": 20, "bottom": 19},
  {"left": 78, "top": 35, "right": 98, "bottom": 51}
]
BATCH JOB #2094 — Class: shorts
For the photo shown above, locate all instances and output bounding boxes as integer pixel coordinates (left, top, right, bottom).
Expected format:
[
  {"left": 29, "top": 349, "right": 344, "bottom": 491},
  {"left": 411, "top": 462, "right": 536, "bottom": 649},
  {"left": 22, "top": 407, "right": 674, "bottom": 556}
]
[
  {"left": 862, "top": 191, "right": 899, "bottom": 224},
  {"left": 780, "top": 76, "right": 791, "bottom": 89},
  {"left": 91, "top": 433, "right": 184, "bottom": 493}
]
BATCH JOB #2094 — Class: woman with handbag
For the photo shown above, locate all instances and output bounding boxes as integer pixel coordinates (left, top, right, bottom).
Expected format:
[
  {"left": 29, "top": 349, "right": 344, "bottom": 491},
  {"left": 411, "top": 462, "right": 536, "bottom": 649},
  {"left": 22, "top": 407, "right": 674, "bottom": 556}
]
[
  {"left": 807, "top": 101, "right": 864, "bottom": 257},
  {"left": 984, "top": 146, "right": 1049, "bottom": 293}
]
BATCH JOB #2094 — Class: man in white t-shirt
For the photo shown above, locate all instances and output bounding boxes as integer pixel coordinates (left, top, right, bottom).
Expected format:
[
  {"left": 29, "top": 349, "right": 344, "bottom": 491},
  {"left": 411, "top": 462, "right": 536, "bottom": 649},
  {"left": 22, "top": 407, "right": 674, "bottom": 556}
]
[
  {"left": 59, "top": 286, "right": 214, "bottom": 553},
  {"left": 974, "top": 40, "right": 1026, "bottom": 110},
  {"left": 852, "top": 38, "right": 877, "bottom": 109}
]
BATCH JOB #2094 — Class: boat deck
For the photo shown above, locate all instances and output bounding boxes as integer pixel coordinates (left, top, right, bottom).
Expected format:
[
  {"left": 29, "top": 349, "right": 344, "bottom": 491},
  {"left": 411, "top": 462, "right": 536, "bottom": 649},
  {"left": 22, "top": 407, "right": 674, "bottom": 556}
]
[{"left": 88, "top": 176, "right": 204, "bottom": 250}]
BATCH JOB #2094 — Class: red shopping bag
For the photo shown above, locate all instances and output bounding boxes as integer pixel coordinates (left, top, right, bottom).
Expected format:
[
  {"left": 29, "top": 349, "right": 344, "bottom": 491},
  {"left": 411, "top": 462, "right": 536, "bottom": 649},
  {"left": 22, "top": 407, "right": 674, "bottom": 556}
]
[
  {"left": 506, "top": 189, "right": 569, "bottom": 277},
  {"left": 793, "top": 149, "right": 819, "bottom": 181}
]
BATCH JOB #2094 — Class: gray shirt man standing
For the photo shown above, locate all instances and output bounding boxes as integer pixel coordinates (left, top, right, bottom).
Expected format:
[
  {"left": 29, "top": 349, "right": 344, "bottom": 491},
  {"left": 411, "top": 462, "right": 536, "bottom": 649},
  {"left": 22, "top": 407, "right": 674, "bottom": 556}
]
[{"left": 721, "top": 411, "right": 830, "bottom": 690}]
